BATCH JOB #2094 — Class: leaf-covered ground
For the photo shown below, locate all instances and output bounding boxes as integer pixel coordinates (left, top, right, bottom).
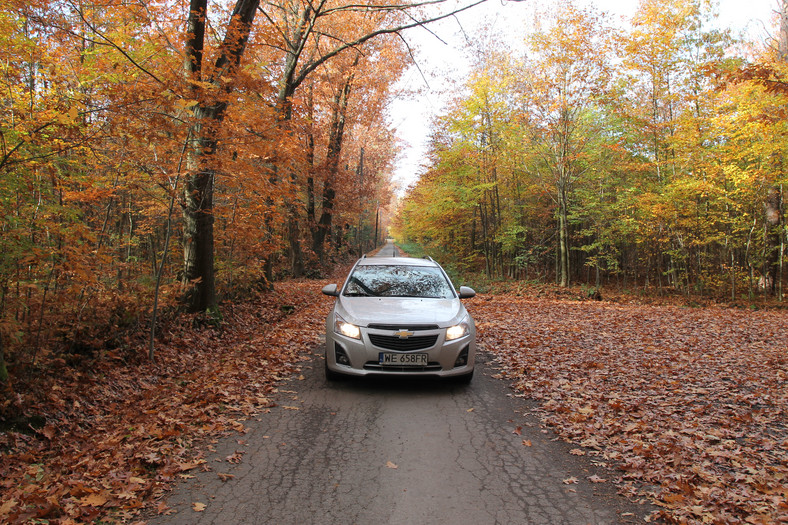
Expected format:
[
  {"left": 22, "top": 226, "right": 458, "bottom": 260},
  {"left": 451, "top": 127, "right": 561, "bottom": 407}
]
[
  {"left": 2, "top": 279, "right": 786, "bottom": 524},
  {"left": 0, "top": 280, "right": 334, "bottom": 524},
  {"left": 469, "top": 293, "right": 787, "bottom": 524}
]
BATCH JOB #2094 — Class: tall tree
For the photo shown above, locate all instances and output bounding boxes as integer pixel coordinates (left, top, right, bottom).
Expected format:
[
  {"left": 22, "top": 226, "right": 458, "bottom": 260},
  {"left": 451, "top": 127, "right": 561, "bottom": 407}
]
[
  {"left": 521, "top": 2, "right": 612, "bottom": 286},
  {"left": 182, "top": 0, "right": 260, "bottom": 312},
  {"left": 181, "top": 0, "right": 489, "bottom": 305}
]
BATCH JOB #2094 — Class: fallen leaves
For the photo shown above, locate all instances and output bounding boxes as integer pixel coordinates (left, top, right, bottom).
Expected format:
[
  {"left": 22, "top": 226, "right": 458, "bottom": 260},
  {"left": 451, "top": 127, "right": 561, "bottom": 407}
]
[
  {"left": 385, "top": 461, "right": 398, "bottom": 469},
  {"left": 0, "top": 280, "right": 334, "bottom": 524},
  {"left": 471, "top": 293, "right": 788, "bottom": 524}
]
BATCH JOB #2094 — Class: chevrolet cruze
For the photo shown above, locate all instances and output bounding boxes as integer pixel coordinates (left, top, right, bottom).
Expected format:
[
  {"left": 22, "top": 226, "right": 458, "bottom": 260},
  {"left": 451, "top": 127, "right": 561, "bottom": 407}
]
[{"left": 321, "top": 256, "right": 476, "bottom": 383}]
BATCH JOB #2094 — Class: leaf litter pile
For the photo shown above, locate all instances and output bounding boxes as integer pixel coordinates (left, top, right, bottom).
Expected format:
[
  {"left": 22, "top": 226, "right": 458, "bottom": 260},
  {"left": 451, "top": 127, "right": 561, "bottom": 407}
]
[
  {"left": 470, "top": 293, "right": 787, "bottom": 524},
  {"left": 0, "top": 280, "right": 334, "bottom": 524}
]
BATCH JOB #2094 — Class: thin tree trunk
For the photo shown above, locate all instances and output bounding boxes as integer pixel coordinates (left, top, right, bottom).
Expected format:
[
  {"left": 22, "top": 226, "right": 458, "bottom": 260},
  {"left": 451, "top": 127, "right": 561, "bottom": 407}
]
[{"left": 0, "top": 333, "right": 7, "bottom": 384}]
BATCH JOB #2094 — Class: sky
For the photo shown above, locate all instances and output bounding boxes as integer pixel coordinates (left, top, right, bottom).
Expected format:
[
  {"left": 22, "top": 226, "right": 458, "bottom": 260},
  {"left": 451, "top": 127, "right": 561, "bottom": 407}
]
[{"left": 387, "top": 0, "right": 780, "bottom": 194}]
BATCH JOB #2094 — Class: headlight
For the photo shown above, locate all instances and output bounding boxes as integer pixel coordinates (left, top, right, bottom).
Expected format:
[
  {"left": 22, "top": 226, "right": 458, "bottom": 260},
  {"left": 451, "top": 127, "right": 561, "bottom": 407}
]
[
  {"left": 446, "top": 318, "right": 470, "bottom": 341},
  {"left": 334, "top": 314, "right": 361, "bottom": 339}
]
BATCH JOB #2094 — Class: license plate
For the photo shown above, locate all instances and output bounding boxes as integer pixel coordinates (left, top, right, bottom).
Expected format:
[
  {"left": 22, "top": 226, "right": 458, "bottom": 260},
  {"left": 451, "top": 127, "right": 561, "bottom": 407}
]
[{"left": 379, "top": 352, "right": 428, "bottom": 366}]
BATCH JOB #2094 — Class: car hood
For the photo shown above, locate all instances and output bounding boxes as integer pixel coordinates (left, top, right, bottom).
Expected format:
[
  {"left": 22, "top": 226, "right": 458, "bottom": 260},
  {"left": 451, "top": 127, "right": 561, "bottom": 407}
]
[{"left": 337, "top": 297, "right": 465, "bottom": 327}]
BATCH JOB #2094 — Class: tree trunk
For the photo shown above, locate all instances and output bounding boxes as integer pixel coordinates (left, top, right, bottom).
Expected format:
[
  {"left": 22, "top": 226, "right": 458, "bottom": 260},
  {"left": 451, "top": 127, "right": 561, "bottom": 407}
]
[
  {"left": 764, "top": 185, "right": 783, "bottom": 294},
  {"left": 181, "top": 0, "right": 259, "bottom": 312},
  {"left": 765, "top": 0, "right": 788, "bottom": 296},
  {"left": 313, "top": 71, "right": 355, "bottom": 261},
  {"left": 0, "top": 333, "right": 7, "bottom": 384},
  {"left": 558, "top": 182, "right": 570, "bottom": 287}
]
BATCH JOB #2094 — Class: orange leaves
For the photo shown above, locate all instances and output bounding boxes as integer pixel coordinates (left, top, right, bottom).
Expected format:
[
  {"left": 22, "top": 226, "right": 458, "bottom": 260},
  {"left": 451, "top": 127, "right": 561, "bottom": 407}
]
[
  {"left": 0, "top": 280, "right": 332, "bottom": 524},
  {"left": 471, "top": 292, "right": 788, "bottom": 523}
]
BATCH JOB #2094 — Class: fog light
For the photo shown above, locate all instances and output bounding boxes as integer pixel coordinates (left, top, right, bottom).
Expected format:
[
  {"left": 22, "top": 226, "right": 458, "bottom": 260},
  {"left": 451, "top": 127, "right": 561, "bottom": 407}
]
[
  {"left": 335, "top": 343, "right": 351, "bottom": 366},
  {"left": 454, "top": 346, "right": 469, "bottom": 368}
]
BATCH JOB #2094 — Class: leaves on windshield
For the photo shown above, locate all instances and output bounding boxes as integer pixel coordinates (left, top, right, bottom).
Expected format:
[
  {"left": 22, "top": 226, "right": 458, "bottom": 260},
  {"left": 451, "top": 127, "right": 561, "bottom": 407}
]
[{"left": 343, "top": 266, "right": 453, "bottom": 298}]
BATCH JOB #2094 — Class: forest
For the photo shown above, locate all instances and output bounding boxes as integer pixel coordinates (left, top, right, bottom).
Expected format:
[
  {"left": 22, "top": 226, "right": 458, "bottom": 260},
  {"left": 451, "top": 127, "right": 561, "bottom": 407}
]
[
  {"left": 0, "top": 1, "right": 786, "bottom": 523},
  {"left": 0, "top": 0, "right": 463, "bottom": 385},
  {"left": 394, "top": 0, "right": 788, "bottom": 301},
  {"left": 0, "top": 1, "right": 785, "bottom": 385}
]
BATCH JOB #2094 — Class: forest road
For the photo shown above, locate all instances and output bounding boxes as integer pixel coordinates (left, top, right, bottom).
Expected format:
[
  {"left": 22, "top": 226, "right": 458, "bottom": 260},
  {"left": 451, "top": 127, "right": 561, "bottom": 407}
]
[
  {"left": 376, "top": 240, "right": 399, "bottom": 257},
  {"left": 148, "top": 351, "right": 653, "bottom": 525}
]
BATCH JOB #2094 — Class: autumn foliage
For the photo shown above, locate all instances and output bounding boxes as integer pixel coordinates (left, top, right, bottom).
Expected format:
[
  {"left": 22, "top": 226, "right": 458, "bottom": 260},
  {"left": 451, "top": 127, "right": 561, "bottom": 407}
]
[
  {"left": 394, "top": 0, "right": 787, "bottom": 301},
  {"left": 0, "top": 0, "right": 411, "bottom": 391},
  {"left": 2, "top": 0, "right": 788, "bottom": 523}
]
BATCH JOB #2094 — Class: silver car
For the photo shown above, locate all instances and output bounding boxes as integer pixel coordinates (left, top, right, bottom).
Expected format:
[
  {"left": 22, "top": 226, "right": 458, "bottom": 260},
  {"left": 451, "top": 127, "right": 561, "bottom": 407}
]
[{"left": 321, "top": 256, "right": 476, "bottom": 383}]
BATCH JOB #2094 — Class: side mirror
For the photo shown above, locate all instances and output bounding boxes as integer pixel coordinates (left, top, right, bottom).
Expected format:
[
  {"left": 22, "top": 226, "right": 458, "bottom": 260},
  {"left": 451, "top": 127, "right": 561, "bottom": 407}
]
[
  {"left": 458, "top": 286, "right": 476, "bottom": 299},
  {"left": 322, "top": 284, "right": 339, "bottom": 297}
]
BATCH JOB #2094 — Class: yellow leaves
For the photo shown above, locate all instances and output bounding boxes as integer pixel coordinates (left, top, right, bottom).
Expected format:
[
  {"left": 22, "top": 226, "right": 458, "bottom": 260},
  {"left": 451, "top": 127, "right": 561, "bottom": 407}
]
[
  {"left": 385, "top": 460, "right": 398, "bottom": 469},
  {"left": 175, "top": 98, "right": 200, "bottom": 111},
  {"left": 192, "top": 501, "right": 207, "bottom": 512},
  {"left": 51, "top": 106, "right": 81, "bottom": 125}
]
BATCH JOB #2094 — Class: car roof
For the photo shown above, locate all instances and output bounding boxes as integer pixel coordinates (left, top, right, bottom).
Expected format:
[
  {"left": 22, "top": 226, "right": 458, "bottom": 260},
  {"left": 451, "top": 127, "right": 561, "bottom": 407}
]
[{"left": 354, "top": 256, "right": 438, "bottom": 267}]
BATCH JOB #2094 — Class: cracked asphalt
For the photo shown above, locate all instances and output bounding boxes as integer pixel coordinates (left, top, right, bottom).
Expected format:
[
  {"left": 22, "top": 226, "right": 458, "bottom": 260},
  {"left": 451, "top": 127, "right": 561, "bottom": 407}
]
[{"left": 150, "top": 351, "right": 653, "bottom": 525}]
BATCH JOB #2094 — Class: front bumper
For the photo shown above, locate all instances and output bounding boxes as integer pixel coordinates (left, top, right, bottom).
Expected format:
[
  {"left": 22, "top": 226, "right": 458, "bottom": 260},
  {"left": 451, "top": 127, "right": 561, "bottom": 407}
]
[{"left": 324, "top": 322, "right": 476, "bottom": 378}]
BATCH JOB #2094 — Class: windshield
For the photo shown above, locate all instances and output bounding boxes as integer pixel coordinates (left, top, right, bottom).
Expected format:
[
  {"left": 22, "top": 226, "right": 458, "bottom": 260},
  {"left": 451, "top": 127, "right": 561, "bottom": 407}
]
[{"left": 343, "top": 265, "right": 455, "bottom": 299}]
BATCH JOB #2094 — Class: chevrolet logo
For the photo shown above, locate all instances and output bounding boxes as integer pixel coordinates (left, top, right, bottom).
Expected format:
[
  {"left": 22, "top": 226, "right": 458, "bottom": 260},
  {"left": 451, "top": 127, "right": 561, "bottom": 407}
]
[{"left": 393, "top": 330, "right": 414, "bottom": 339}]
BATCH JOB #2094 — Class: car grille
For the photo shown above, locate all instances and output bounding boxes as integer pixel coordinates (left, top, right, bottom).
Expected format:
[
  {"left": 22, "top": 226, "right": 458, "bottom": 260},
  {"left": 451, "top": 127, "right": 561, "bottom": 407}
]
[
  {"left": 368, "top": 334, "right": 439, "bottom": 351},
  {"left": 367, "top": 324, "right": 440, "bottom": 330}
]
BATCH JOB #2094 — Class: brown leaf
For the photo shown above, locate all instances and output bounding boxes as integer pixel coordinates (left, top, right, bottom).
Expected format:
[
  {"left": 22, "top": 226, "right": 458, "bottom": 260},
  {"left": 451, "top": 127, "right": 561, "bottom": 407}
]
[{"left": 81, "top": 493, "right": 108, "bottom": 507}]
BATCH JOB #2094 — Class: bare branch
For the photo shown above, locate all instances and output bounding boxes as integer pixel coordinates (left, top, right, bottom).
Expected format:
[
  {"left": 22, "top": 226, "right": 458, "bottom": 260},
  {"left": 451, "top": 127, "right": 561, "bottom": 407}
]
[{"left": 293, "top": 0, "right": 490, "bottom": 91}]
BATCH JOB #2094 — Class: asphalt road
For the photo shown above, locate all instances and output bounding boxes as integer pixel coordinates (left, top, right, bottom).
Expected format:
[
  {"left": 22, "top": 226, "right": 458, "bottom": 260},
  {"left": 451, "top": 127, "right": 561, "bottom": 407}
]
[
  {"left": 150, "top": 351, "right": 652, "bottom": 525},
  {"left": 376, "top": 240, "right": 399, "bottom": 257}
]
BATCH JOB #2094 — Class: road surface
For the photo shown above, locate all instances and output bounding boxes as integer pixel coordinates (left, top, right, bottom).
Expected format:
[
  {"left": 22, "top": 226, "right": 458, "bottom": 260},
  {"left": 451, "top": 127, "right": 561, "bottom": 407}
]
[
  {"left": 150, "top": 351, "right": 652, "bottom": 524},
  {"left": 376, "top": 240, "right": 399, "bottom": 257}
]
